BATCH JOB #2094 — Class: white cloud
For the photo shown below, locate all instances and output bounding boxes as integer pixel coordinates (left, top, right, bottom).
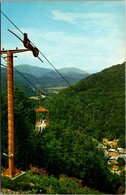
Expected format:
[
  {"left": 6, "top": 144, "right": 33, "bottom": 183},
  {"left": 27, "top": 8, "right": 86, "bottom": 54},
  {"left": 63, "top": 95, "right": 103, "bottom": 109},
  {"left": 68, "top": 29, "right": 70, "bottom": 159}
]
[
  {"left": 52, "top": 10, "right": 76, "bottom": 24},
  {"left": 2, "top": 24, "right": 124, "bottom": 73},
  {"left": 51, "top": 9, "right": 124, "bottom": 36},
  {"left": 52, "top": 10, "right": 112, "bottom": 25}
]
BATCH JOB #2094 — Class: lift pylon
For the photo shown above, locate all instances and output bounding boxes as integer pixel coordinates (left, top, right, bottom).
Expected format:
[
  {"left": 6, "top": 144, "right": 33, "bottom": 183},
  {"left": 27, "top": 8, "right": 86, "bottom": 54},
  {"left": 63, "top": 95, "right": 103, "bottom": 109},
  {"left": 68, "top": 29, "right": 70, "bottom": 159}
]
[{"left": 1, "top": 49, "right": 29, "bottom": 178}]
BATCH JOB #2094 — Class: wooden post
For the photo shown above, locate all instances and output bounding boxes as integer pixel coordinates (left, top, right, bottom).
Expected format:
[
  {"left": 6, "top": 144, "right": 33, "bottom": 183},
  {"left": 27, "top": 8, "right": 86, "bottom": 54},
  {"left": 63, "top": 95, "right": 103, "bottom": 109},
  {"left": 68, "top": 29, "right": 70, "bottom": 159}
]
[
  {"left": 7, "top": 51, "right": 15, "bottom": 176},
  {"left": 1, "top": 49, "right": 29, "bottom": 178},
  {"left": 39, "top": 93, "right": 41, "bottom": 108}
]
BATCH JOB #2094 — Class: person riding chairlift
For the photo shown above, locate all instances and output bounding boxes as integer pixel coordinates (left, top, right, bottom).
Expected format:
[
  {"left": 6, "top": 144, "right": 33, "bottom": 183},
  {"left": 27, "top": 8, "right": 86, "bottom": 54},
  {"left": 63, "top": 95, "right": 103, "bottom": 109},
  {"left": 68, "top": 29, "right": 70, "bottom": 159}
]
[{"left": 38, "top": 116, "right": 47, "bottom": 132}]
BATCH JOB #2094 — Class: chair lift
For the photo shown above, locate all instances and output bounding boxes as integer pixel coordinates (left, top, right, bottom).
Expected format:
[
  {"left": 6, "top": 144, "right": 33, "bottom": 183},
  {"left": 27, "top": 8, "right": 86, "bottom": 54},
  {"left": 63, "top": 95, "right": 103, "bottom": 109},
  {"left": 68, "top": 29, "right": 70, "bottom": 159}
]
[{"left": 35, "top": 93, "right": 49, "bottom": 132}]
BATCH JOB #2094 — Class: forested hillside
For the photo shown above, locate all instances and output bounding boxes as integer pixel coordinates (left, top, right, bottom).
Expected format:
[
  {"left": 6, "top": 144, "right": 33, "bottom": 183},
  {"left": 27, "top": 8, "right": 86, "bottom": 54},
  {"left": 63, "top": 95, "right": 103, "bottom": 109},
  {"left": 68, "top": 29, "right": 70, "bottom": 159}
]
[
  {"left": 44, "top": 63, "right": 125, "bottom": 144},
  {"left": 1, "top": 63, "right": 125, "bottom": 194}
]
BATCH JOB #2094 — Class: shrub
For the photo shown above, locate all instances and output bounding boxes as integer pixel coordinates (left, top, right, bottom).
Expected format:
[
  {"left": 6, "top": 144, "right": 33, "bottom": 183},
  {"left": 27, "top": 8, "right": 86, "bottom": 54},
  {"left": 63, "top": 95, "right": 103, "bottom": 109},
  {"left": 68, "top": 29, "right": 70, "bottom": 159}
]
[
  {"left": 118, "top": 157, "right": 125, "bottom": 167},
  {"left": 33, "top": 185, "right": 47, "bottom": 194},
  {"left": 27, "top": 165, "right": 48, "bottom": 177},
  {"left": 118, "top": 186, "right": 125, "bottom": 195},
  {"left": 17, "top": 182, "right": 32, "bottom": 191},
  {"left": 1, "top": 176, "right": 17, "bottom": 191}
]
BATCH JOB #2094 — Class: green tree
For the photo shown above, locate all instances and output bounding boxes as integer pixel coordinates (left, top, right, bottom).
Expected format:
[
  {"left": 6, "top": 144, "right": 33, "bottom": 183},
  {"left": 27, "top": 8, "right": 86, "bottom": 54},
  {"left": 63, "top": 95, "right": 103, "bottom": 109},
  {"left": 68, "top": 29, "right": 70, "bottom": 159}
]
[
  {"left": 1, "top": 87, "right": 36, "bottom": 170},
  {"left": 118, "top": 134, "right": 125, "bottom": 148}
]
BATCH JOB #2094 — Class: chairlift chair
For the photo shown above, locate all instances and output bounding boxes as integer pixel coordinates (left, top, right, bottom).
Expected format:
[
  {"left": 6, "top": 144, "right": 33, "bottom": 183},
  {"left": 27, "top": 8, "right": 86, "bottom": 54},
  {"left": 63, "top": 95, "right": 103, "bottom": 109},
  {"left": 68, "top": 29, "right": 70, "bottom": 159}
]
[{"left": 35, "top": 93, "right": 49, "bottom": 131}]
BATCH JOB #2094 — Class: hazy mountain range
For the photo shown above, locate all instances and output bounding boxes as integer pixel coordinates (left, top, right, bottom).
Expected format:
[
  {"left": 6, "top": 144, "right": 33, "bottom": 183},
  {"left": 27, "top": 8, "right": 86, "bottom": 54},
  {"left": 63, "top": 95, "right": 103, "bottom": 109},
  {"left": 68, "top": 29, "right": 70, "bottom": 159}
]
[
  {"left": 1, "top": 64, "right": 90, "bottom": 96},
  {"left": 14, "top": 64, "right": 89, "bottom": 78}
]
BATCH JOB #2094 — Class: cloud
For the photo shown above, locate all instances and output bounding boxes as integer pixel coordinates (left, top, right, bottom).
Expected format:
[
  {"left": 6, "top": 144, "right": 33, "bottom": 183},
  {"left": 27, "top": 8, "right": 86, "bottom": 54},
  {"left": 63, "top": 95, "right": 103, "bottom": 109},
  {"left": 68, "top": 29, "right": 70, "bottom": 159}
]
[
  {"left": 52, "top": 10, "right": 76, "bottom": 24},
  {"left": 51, "top": 10, "right": 112, "bottom": 25},
  {"left": 2, "top": 24, "right": 124, "bottom": 73},
  {"left": 51, "top": 9, "right": 124, "bottom": 36}
]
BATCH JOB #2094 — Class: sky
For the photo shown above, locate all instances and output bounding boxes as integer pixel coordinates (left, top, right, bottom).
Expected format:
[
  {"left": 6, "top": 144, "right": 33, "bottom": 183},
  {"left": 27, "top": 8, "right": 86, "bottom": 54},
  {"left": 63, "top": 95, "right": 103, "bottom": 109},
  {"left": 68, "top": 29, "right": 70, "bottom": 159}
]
[{"left": 1, "top": 0, "right": 125, "bottom": 73}]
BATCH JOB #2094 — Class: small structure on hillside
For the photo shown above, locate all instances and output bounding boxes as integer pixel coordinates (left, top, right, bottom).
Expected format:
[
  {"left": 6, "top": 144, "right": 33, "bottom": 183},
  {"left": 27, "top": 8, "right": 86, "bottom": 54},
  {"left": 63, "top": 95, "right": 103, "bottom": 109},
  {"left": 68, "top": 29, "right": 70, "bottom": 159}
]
[
  {"left": 103, "top": 137, "right": 119, "bottom": 148},
  {"left": 118, "top": 148, "right": 125, "bottom": 154},
  {"left": 103, "top": 135, "right": 119, "bottom": 171}
]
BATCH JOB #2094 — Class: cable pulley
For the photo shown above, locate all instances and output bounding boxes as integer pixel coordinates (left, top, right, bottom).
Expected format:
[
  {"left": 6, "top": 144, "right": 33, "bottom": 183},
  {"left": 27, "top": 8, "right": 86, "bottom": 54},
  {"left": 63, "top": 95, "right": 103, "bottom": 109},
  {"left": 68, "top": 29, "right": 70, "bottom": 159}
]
[
  {"left": 7, "top": 29, "right": 41, "bottom": 59},
  {"left": 1, "top": 10, "right": 94, "bottom": 112},
  {"left": 23, "top": 33, "right": 39, "bottom": 58}
]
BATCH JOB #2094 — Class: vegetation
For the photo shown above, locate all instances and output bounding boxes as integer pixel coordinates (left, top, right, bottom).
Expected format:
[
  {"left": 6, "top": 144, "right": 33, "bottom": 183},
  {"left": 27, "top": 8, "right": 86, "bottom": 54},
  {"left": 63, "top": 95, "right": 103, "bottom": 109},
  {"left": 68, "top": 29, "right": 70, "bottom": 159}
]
[
  {"left": 44, "top": 63, "right": 125, "bottom": 142},
  {"left": 1, "top": 63, "right": 125, "bottom": 194},
  {"left": 1, "top": 166, "right": 102, "bottom": 194},
  {"left": 118, "top": 157, "right": 125, "bottom": 168}
]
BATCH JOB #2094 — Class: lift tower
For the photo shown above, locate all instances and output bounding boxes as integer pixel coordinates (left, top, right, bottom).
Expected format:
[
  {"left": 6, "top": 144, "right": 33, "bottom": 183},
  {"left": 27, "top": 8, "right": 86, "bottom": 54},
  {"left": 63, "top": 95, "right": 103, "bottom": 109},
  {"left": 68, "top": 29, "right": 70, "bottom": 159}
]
[{"left": 1, "top": 48, "right": 29, "bottom": 178}]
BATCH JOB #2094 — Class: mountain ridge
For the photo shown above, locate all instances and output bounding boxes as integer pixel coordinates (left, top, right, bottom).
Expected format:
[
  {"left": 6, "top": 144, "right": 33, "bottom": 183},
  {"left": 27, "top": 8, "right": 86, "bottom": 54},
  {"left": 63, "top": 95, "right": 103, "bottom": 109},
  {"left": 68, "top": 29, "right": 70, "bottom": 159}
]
[
  {"left": 1, "top": 64, "right": 90, "bottom": 96},
  {"left": 14, "top": 64, "right": 89, "bottom": 78}
]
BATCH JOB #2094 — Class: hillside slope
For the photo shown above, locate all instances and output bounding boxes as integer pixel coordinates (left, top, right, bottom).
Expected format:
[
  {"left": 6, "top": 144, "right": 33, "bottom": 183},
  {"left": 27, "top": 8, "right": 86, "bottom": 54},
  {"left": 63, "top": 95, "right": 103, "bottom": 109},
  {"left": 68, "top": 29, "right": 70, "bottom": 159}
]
[
  {"left": 45, "top": 63, "right": 125, "bottom": 142},
  {"left": 1, "top": 76, "right": 125, "bottom": 194},
  {"left": 1, "top": 67, "right": 39, "bottom": 96}
]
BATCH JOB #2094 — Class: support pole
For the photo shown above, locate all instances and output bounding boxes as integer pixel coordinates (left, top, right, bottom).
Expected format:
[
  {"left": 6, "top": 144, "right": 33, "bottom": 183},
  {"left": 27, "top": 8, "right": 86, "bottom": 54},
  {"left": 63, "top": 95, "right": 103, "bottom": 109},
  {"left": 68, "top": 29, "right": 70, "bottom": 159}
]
[
  {"left": 2, "top": 51, "right": 21, "bottom": 178},
  {"left": 39, "top": 93, "right": 41, "bottom": 108},
  {"left": 1, "top": 49, "right": 29, "bottom": 178},
  {"left": 7, "top": 51, "right": 15, "bottom": 176}
]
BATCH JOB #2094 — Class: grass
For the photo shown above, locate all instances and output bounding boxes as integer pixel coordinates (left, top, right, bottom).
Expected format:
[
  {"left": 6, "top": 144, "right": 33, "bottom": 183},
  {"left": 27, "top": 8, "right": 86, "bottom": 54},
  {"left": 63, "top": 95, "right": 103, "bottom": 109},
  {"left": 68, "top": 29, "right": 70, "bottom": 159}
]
[
  {"left": 30, "top": 86, "right": 67, "bottom": 101},
  {"left": 30, "top": 96, "right": 39, "bottom": 100}
]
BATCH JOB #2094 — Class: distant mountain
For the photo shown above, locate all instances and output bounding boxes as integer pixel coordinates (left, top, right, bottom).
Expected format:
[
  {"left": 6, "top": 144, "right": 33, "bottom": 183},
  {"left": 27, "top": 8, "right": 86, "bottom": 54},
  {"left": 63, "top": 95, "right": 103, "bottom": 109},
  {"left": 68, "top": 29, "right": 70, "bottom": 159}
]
[
  {"left": 1, "top": 64, "right": 90, "bottom": 96},
  {"left": 58, "top": 67, "right": 88, "bottom": 74},
  {"left": 14, "top": 64, "right": 89, "bottom": 79},
  {"left": 14, "top": 64, "right": 90, "bottom": 88},
  {"left": 14, "top": 64, "right": 52, "bottom": 78}
]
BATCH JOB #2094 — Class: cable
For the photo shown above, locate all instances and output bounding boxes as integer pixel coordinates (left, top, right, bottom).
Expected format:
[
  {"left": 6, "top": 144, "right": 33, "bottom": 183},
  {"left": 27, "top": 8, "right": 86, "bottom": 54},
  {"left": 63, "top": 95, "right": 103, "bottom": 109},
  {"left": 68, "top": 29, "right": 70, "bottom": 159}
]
[
  {"left": 34, "top": 46, "right": 93, "bottom": 111},
  {"left": 38, "top": 54, "right": 88, "bottom": 102},
  {"left": 1, "top": 11, "right": 88, "bottom": 103},
  {"left": 1, "top": 64, "right": 58, "bottom": 108},
  {"left": 1, "top": 10, "right": 95, "bottom": 113},
  {"left": 1, "top": 54, "right": 7, "bottom": 62},
  {"left": 0, "top": 10, "right": 24, "bottom": 35},
  {"left": 1, "top": 12, "right": 107, "bottom": 140},
  {"left": 1, "top": 63, "right": 7, "bottom": 67},
  {"left": 38, "top": 55, "right": 94, "bottom": 113},
  {"left": 1, "top": 55, "right": 56, "bottom": 106}
]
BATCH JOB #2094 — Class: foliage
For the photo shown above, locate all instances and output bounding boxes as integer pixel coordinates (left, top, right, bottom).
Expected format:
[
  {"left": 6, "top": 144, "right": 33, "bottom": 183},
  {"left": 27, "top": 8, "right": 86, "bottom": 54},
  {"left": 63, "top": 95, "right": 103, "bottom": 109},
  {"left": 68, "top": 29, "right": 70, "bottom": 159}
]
[
  {"left": 27, "top": 165, "right": 48, "bottom": 177},
  {"left": 1, "top": 176, "right": 17, "bottom": 190},
  {"left": 118, "top": 134, "right": 125, "bottom": 148},
  {"left": 42, "top": 63, "right": 125, "bottom": 193},
  {"left": 1, "top": 87, "right": 36, "bottom": 170},
  {"left": 16, "top": 182, "right": 32, "bottom": 191},
  {"left": 118, "top": 157, "right": 125, "bottom": 168},
  {"left": 2, "top": 172, "right": 102, "bottom": 194},
  {"left": 118, "top": 186, "right": 125, "bottom": 195},
  {"left": 45, "top": 63, "right": 125, "bottom": 142},
  {"left": 1, "top": 68, "right": 38, "bottom": 97}
]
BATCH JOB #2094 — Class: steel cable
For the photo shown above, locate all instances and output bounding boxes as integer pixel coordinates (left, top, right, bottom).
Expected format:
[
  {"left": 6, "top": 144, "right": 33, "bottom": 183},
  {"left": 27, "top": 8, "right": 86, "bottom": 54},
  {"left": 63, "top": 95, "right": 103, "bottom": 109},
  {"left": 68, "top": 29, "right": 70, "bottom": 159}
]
[{"left": 1, "top": 10, "right": 99, "bottom": 117}]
